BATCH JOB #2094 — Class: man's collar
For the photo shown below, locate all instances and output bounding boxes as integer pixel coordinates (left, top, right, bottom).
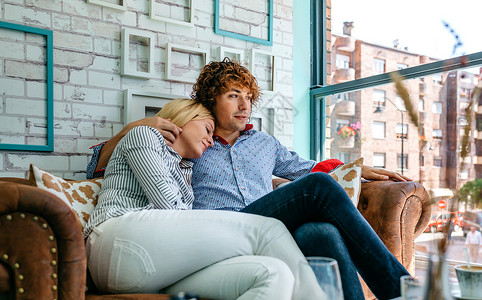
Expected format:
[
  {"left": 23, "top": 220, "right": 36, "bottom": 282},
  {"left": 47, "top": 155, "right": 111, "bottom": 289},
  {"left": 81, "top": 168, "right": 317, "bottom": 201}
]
[{"left": 214, "top": 124, "right": 254, "bottom": 145}]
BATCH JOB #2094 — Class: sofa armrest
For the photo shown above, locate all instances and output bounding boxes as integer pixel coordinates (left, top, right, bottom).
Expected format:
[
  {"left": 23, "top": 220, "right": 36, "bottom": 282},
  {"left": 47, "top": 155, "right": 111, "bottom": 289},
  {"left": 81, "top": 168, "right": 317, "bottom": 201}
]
[
  {"left": 358, "top": 180, "right": 431, "bottom": 271},
  {"left": 0, "top": 181, "right": 86, "bottom": 300}
]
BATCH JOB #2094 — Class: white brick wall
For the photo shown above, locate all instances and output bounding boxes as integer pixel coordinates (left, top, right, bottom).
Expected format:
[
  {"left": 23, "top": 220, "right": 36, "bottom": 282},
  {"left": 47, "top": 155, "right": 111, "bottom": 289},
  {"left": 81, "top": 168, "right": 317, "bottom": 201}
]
[{"left": 0, "top": 0, "right": 295, "bottom": 178}]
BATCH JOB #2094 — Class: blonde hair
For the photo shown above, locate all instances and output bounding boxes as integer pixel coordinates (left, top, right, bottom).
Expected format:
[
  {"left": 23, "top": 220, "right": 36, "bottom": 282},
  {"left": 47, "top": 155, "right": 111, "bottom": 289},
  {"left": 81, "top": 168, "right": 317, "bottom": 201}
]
[{"left": 155, "top": 98, "right": 214, "bottom": 128}]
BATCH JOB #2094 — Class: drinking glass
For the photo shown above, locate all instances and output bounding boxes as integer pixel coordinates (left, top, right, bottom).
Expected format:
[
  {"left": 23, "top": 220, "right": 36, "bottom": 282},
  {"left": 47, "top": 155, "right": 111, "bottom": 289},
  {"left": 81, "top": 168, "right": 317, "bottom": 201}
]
[
  {"left": 400, "top": 275, "right": 424, "bottom": 300},
  {"left": 307, "top": 257, "right": 344, "bottom": 300}
]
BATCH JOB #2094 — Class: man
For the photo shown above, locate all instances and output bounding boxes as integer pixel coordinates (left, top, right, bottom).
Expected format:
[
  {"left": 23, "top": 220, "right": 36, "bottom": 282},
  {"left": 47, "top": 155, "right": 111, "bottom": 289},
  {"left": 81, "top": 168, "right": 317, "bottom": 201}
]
[
  {"left": 466, "top": 226, "right": 481, "bottom": 262},
  {"left": 88, "top": 59, "right": 411, "bottom": 300}
]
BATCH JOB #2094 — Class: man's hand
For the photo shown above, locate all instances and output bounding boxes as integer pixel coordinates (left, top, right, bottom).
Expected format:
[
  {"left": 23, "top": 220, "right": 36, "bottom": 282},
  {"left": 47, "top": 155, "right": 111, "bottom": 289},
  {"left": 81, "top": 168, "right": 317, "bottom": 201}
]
[
  {"left": 126, "top": 117, "right": 182, "bottom": 146},
  {"left": 361, "top": 165, "right": 412, "bottom": 182},
  {"left": 95, "top": 117, "right": 181, "bottom": 172}
]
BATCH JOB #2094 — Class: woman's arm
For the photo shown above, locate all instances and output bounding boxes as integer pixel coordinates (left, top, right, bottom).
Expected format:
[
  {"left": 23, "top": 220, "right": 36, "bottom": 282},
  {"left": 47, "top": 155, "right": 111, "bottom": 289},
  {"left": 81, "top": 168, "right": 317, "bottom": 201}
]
[
  {"left": 94, "top": 117, "right": 182, "bottom": 172},
  {"left": 122, "top": 126, "right": 188, "bottom": 209}
]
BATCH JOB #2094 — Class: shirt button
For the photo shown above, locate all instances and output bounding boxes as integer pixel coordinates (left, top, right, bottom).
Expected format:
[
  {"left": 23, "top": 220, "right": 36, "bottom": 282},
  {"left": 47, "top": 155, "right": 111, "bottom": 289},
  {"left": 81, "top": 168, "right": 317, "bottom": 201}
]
[
  {"left": 240, "top": 186, "right": 245, "bottom": 189},
  {"left": 236, "top": 167, "right": 239, "bottom": 170}
]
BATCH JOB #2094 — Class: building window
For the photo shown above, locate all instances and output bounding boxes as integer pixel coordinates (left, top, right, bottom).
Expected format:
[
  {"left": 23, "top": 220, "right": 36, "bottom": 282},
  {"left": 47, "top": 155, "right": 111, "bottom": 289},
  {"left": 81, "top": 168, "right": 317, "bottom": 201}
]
[
  {"left": 432, "top": 102, "right": 442, "bottom": 114},
  {"left": 460, "top": 88, "right": 471, "bottom": 100},
  {"left": 336, "top": 152, "right": 350, "bottom": 163},
  {"left": 397, "top": 63, "right": 408, "bottom": 70},
  {"left": 432, "top": 74, "right": 443, "bottom": 85},
  {"left": 336, "top": 119, "right": 350, "bottom": 131},
  {"left": 373, "top": 89, "right": 386, "bottom": 107},
  {"left": 373, "top": 153, "right": 386, "bottom": 168},
  {"left": 434, "top": 156, "right": 442, "bottom": 167},
  {"left": 372, "top": 121, "right": 386, "bottom": 139},
  {"left": 432, "top": 129, "right": 442, "bottom": 140},
  {"left": 397, "top": 154, "right": 408, "bottom": 171},
  {"left": 395, "top": 96, "right": 406, "bottom": 111},
  {"left": 419, "top": 98, "right": 425, "bottom": 111},
  {"left": 396, "top": 123, "right": 408, "bottom": 139},
  {"left": 336, "top": 54, "right": 350, "bottom": 69},
  {"left": 373, "top": 58, "right": 385, "bottom": 74},
  {"left": 460, "top": 169, "right": 469, "bottom": 180},
  {"left": 337, "top": 92, "right": 353, "bottom": 101},
  {"left": 420, "top": 155, "right": 425, "bottom": 167}
]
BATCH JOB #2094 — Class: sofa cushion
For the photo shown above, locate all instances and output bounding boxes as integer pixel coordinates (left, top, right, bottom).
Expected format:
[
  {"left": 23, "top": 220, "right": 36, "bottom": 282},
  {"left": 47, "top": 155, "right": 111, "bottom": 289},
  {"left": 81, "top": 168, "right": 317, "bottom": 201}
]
[
  {"left": 29, "top": 164, "right": 103, "bottom": 231},
  {"left": 320, "top": 157, "right": 363, "bottom": 206}
]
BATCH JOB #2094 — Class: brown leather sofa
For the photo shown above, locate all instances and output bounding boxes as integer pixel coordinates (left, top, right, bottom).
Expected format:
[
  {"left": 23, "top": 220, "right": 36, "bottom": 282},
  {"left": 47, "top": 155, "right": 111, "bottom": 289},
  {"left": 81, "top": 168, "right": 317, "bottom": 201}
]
[{"left": 0, "top": 177, "right": 430, "bottom": 300}]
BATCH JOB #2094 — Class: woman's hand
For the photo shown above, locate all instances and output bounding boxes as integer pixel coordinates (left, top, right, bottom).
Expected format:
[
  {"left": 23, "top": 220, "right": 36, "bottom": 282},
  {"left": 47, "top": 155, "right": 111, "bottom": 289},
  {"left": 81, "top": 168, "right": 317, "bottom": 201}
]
[{"left": 361, "top": 165, "right": 412, "bottom": 182}]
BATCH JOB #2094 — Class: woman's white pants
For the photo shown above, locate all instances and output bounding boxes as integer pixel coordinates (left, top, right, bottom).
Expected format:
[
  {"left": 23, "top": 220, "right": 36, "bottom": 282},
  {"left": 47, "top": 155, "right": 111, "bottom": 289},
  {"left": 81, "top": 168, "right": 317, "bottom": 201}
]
[{"left": 86, "top": 210, "right": 326, "bottom": 300}]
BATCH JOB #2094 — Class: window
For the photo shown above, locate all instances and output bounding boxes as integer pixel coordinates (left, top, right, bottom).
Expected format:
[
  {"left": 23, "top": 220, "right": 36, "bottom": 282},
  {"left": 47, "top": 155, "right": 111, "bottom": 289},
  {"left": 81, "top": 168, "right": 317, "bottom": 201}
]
[
  {"left": 395, "top": 96, "right": 406, "bottom": 111},
  {"left": 397, "top": 154, "right": 408, "bottom": 171},
  {"left": 459, "top": 117, "right": 468, "bottom": 126},
  {"left": 432, "top": 102, "right": 442, "bottom": 114},
  {"left": 373, "top": 58, "right": 385, "bottom": 74},
  {"left": 373, "top": 89, "right": 386, "bottom": 107},
  {"left": 372, "top": 121, "right": 386, "bottom": 139},
  {"left": 432, "top": 129, "right": 442, "bottom": 140},
  {"left": 337, "top": 92, "right": 353, "bottom": 101},
  {"left": 396, "top": 123, "right": 408, "bottom": 139},
  {"left": 432, "top": 74, "right": 443, "bottom": 85},
  {"left": 420, "top": 155, "right": 424, "bottom": 167},
  {"left": 373, "top": 153, "right": 386, "bottom": 168},
  {"left": 460, "top": 88, "right": 471, "bottom": 100},
  {"left": 397, "top": 63, "right": 408, "bottom": 70},
  {"left": 418, "top": 98, "right": 425, "bottom": 111},
  {"left": 336, "top": 152, "right": 350, "bottom": 163},
  {"left": 434, "top": 156, "right": 442, "bottom": 167},
  {"left": 460, "top": 169, "right": 469, "bottom": 180},
  {"left": 336, "top": 119, "right": 350, "bottom": 130},
  {"left": 336, "top": 54, "right": 350, "bottom": 69}
]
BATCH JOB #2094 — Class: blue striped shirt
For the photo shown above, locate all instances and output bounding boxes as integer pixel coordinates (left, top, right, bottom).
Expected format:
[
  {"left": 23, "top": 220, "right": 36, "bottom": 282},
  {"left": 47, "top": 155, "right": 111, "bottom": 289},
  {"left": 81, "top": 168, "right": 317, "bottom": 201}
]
[
  {"left": 84, "top": 126, "right": 194, "bottom": 237},
  {"left": 191, "top": 129, "right": 316, "bottom": 211}
]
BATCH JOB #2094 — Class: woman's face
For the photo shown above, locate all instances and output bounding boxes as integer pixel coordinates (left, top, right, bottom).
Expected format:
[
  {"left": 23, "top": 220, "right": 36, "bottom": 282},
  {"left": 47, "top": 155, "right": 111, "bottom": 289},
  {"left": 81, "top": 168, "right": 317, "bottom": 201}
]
[{"left": 172, "top": 118, "right": 215, "bottom": 159}]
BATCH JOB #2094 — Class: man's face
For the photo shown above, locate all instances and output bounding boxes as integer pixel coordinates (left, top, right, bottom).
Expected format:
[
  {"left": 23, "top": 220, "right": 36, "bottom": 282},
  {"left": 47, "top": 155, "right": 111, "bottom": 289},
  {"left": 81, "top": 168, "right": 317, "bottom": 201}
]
[{"left": 213, "top": 86, "right": 252, "bottom": 134}]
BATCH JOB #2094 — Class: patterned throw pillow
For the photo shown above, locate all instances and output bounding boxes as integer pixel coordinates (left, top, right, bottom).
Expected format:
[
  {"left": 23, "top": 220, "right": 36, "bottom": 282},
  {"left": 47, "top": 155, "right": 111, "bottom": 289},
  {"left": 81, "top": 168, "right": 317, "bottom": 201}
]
[
  {"left": 28, "top": 164, "right": 103, "bottom": 231},
  {"left": 328, "top": 157, "right": 363, "bottom": 206}
]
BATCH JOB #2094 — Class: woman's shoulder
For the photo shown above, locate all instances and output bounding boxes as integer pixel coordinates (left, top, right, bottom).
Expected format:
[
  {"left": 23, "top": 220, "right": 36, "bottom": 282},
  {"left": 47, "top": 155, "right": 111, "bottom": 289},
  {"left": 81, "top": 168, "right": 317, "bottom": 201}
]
[{"left": 123, "top": 126, "right": 166, "bottom": 147}]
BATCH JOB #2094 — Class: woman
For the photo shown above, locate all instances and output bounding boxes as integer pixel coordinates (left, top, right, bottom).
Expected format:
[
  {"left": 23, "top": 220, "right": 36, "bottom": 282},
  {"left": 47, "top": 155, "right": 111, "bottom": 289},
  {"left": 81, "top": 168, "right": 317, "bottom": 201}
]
[{"left": 84, "top": 98, "right": 325, "bottom": 300}]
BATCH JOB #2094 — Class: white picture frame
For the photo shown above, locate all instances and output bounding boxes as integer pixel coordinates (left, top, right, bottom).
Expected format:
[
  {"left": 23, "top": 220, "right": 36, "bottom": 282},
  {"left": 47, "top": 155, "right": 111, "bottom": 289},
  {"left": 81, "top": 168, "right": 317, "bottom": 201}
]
[
  {"left": 165, "top": 43, "right": 210, "bottom": 83},
  {"left": 124, "top": 89, "right": 184, "bottom": 125},
  {"left": 249, "top": 49, "right": 277, "bottom": 95},
  {"left": 121, "top": 28, "right": 156, "bottom": 79},
  {"left": 251, "top": 107, "right": 275, "bottom": 136},
  {"left": 87, "top": 0, "right": 127, "bottom": 11},
  {"left": 216, "top": 46, "right": 245, "bottom": 63},
  {"left": 149, "top": 0, "right": 194, "bottom": 27}
]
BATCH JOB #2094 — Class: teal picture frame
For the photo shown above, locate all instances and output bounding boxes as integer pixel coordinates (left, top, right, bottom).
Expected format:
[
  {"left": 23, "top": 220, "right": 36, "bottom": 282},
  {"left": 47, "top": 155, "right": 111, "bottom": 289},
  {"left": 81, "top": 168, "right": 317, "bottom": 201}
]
[
  {"left": 214, "top": 0, "right": 273, "bottom": 46},
  {"left": 0, "top": 21, "right": 54, "bottom": 152}
]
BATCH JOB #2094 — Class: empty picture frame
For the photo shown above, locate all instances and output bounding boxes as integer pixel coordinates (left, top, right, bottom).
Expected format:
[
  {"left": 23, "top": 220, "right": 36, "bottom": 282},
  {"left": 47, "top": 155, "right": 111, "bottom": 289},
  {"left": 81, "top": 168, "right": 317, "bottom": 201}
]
[
  {"left": 165, "top": 43, "right": 209, "bottom": 83},
  {"left": 0, "top": 21, "right": 53, "bottom": 151},
  {"left": 216, "top": 46, "right": 245, "bottom": 63},
  {"left": 214, "top": 0, "right": 273, "bottom": 46},
  {"left": 249, "top": 49, "right": 277, "bottom": 95},
  {"left": 251, "top": 107, "right": 275, "bottom": 135},
  {"left": 121, "top": 28, "right": 156, "bottom": 79},
  {"left": 87, "top": 0, "right": 127, "bottom": 11},
  {"left": 124, "top": 89, "right": 184, "bottom": 125},
  {"left": 149, "top": 0, "right": 194, "bottom": 27}
]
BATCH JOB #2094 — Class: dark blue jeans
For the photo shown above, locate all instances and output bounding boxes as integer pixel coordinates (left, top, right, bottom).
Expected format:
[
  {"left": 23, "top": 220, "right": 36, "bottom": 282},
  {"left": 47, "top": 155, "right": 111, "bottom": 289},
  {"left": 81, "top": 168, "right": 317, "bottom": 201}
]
[{"left": 241, "top": 172, "right": 409, "bottom": 300}]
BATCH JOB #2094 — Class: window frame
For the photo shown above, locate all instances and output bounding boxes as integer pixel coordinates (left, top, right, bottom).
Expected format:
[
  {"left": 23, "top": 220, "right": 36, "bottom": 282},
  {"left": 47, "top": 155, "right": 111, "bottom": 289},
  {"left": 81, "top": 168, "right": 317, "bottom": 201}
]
[
  {"left": 309, "top": 0, "right": 482, "bottom": 160},
  {"left": 372, "top": 121, "right": 386, "bottom": 139}
]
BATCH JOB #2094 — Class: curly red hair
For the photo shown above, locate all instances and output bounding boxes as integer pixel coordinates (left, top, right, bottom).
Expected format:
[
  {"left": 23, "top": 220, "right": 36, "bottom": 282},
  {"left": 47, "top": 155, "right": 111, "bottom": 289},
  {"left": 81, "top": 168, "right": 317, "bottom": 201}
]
[{"left": 191, "top": 58, "right": 260, "bottom": 112}]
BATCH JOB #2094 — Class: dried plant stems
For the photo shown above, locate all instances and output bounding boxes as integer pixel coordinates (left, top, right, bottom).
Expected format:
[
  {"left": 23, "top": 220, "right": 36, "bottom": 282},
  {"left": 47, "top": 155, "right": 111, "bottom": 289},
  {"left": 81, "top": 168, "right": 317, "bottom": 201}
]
[{"left": 390, "top": 72, "right": 419, "bottom": 128}]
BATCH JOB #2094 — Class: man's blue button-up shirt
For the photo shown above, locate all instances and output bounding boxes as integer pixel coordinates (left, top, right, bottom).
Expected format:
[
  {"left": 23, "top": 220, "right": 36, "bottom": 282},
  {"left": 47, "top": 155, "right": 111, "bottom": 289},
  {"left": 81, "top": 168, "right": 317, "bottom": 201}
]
[{"left": 191, "top": 128, "right": 316, "bottom": 211}]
